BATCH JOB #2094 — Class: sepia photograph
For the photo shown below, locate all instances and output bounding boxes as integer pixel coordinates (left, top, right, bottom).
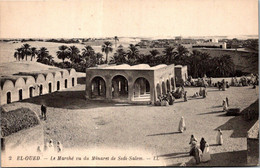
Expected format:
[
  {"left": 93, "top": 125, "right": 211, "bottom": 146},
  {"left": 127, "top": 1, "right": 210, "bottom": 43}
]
[{"left": 0, "top": 0, "right": 259, "bottom": 167}]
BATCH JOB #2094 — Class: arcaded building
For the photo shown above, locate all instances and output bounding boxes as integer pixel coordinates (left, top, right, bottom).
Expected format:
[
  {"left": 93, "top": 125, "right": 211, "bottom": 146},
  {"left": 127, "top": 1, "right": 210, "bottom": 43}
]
[
  {"left": 85, "top": 64, "right": 176, "bottom": 104},
  {"left": 0, "top": 68, "right": 77, "bottom": 105}
]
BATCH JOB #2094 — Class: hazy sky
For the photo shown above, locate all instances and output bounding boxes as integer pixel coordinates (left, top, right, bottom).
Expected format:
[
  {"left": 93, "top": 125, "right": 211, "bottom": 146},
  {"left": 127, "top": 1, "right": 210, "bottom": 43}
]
[{"left": 0, "top": 0, "right": 258, "bottom": 38}]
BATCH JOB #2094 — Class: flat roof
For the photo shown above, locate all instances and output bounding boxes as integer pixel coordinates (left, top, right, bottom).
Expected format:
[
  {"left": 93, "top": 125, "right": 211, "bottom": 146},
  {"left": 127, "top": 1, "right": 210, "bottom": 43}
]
[{"left": 88, "top": 64, "right": 169, "bottom": 70}]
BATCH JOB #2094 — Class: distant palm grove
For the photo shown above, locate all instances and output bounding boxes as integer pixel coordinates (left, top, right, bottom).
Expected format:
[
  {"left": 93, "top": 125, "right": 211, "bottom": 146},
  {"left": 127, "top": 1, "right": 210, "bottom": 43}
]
[{"left": 14, "top": 42, "right": 243, "bottom": 78}]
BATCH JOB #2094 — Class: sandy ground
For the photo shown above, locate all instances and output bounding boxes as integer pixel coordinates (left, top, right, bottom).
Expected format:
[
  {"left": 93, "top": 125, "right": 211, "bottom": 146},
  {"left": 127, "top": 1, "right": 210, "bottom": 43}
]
[{"left": 1, "top": 81, "right": 259, "bottom": 166}]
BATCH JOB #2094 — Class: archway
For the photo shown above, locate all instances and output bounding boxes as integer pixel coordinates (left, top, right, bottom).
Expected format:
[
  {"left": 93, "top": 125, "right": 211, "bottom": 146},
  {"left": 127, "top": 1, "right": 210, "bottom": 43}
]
[
  {"left": 91, "top": 76, "right": 106, "bottom": 99},
  {"left": 112, "top": 75, "right": 128, "bottom": 99},
  {"left": 29, "top": 86, "right": 34, "bottom": 98},
  {"left": 64, "top": 79, "right": 68, "bottom": 88},
  {"left": 166, "top": 79, "right": 171, "bottom": 93},
  {"left": 162, "top": 81, "right": 166, "bottom": 95},
  {"left": 156, "top": 83, "right": 161, "bottom": 98},
  {"left": 171, "top": 77, "right": 175, "bottom": 91},
  {"left": 19, "top": 89, "right": 23, "bottom": 101},
  {"left": 57, "top": 81, "right": 60, "bottom": 91},
  {"left": 48, "top": 83, "right": 52, "bottom": 93},
  {"left": 133, "top": 77, "right": 151, "bottom": 101},
  {"left": 6, "top": 92, "right": 11, "bottom": 104},
  {"left": 72, "top": 78, "right": 75, "bottom": 87},
  {"left": 39, "top": 84, "right": 43, "bottom": 95}
]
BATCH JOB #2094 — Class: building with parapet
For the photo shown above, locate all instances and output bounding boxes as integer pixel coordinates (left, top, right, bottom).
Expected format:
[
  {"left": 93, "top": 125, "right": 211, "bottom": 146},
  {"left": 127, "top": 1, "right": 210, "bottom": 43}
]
[{"left": 85, "top": 64, "right": 177, "bottom": 104}]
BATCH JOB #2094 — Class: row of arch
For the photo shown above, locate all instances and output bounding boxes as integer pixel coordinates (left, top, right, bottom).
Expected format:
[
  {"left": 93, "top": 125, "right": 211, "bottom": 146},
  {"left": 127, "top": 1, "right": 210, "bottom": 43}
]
[
  {"left": 90, "top": 75, "right": 151, "bottom": 101},
  {"left": 156, "top": 77, "right": 175, "bottom": 97},
  {"left": 0, "top": 69, "right": 77, "bottom": 105}
]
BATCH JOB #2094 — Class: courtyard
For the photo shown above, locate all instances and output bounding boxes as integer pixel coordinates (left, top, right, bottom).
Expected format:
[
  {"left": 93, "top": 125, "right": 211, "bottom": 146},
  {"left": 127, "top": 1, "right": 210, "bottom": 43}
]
[{"left": 2, "top": 79, "right": 259, "bottom": 166}]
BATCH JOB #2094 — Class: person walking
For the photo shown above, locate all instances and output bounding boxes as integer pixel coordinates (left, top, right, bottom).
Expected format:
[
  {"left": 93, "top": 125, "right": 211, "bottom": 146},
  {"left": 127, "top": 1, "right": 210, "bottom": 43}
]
[
  {"left": 201, "top": 143, "right": 211, "bottom": 162},
  {"left": 222, "top": 100, "right": 228, "bottom": 112},
  {"left": 184, "top": 91, "right": 188, "bottom": 102},
  {"left": 216, "top": 129, "right": 223, "bottom": 145},
  {"left": 189, "top": 135, "right": 197, "bottom": 145},
  {"left": 178, "top": 117, "right": 186, "bottom": 133},
  {"left": 194, "top": 144, "right": 202, "bottom": 164},
  {"left": 226, "top": 97, "right": 229, "bottom": 107},
  {"left": 41, "top": 105, "right": 45, "bottom": 119},
  {"left": 200, "top": 138, "right": 207, "bottom": 152}
]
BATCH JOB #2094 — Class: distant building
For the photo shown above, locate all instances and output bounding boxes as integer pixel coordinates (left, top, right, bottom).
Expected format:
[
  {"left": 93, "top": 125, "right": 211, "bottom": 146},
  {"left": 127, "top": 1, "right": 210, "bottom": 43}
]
[
  {"left": 175, "top": 36, "right": 182, "bottom": 40},
  {"left": 85, "top": 64, "right": 180, "bottom": 104},
  {"left": 192, "top": 40, "right": 227, "bottom": 49}
]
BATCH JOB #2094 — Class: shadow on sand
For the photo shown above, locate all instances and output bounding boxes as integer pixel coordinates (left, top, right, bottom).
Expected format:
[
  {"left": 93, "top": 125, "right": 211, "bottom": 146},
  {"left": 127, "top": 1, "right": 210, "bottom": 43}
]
[
  {"left": 187, "top": 150, "right": 247, "bottom": 167},
  {"left": 215, "top": 99, "right": 258, "bottom": 138},
  {"left": 22, "top": 90, "right": 149, "bottom": 110},
  {"left": 197, "top": 110, "right": 224, "bottom": 115},
  {"left": 147, "top": 131, "right": 181, "bottom": 137},
  {"left": 211, "top": 105, "right": 222, "bottom": 108},
  {"left": 158, "top": 151, "right": 191, "bottom": 160},
  {"left": 166, "top": 150, "right": 247, "bottom": 167}
]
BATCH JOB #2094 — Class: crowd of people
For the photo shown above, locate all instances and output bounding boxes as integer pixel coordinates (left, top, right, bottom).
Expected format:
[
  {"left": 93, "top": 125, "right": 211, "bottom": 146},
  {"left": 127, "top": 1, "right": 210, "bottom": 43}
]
[
  {"left": 177, "top": 116, "right": 224, "bottom": 165},
  {"left": 185, "top": 74, "right": 259, "bottom": 89},
  {"left": 155, "top": 86, "right": 189, "bottom": 106},
  {"left": 192, "top": 87, "right": 207, "bottom": 98}
]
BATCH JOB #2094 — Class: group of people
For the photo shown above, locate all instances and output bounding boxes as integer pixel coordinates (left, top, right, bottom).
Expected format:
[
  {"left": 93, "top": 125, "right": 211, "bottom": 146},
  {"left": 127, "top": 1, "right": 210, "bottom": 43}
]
[
  {"left": 186, "top": 76, "right": 211, "bottom": 87},
  {"left": 37, "top": 139, "right": 63, "bottom": 155},
  {"left": 178, "top": 116, "right": 224, "bottom": 165},
  {"left": 216, "top": 79, "right": 229, "bottom": 91},
  {"left": 231, "top": 74, "right": 259, "bottom": 87},
  {"left": 188, "top": 129, "right": 223, "bottom": 164},
  {"left": 155, "top": 86, "right": 189, "bottom": 106},
  {"left": 192, "top": 87, "right": 207, "bottom": 98},
  {"left": 156, "top": 92, "right": 175, "bottom": 106},
  {"left": 189, "top": 136, "right": 210, "bottom": 164}
]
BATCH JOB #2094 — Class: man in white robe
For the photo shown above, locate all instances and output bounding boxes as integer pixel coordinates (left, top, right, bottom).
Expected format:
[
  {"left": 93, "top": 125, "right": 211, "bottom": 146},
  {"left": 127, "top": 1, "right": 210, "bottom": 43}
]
[
  {"left": 216, "top": 129, "right": 223, "bottom": 145},
  {"left": 178, "top": 117, "right": 186, "bottom": 133}
]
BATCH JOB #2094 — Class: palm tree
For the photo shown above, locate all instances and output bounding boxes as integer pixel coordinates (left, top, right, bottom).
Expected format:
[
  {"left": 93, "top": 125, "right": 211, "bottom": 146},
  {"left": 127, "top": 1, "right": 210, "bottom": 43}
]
[
  {"left": 37, "top": 47, "right": 49, "bottom": 62},
  {"left": 82, "top": 45, "right": 95, "bottom": 66},
  {"left": 14, "top": 48, "right": 23, "bottom": 61},
  {"left": 188, "top": 50, "right": 201, "bottom": 78},
  {"left": 163, "top": 46, "right": 176, "bottom": 64},
  {"left": 175, "top": 45, "right": 189, "bottom": 65},
  {"left": 30, "top": 47, "right": 37, "bottom": 61},
  {"left": 101, "top": 41, "right": 113, "bottom": 64},
  {"left": 17, "top": 48, "right": 25, "bottom": 61},
  {"left": 112, "top": 47, "right": 127, "bottom": 64},
  {"left": 148, "top": 49, "right": 161, "bottom": 65},
  {"left": 14, "top": 51, "right": 18, "bottom": 61},
  {"left": 56, "top": 45, "right": 69, "bottom": 63},
  {"left": 127, "top": 44, "right": 139, "bottom": 65},
  {"left": 96, "top": 52, "right": 103, "bottom": 65},
  {"left": 114, "top": 36, "right": 119, "bottom": 48},
  {"left": 214, "top": 54, "right": 235, "bottom": 77},
  {"left": 21, "top": 43, "right": 31, "bottom": 61},
  {"left": 127, "top": 44, "right": 139, "bottom": 59},
  {"left": 68, "top": 46, "right": 81, "bottom": 63}
]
